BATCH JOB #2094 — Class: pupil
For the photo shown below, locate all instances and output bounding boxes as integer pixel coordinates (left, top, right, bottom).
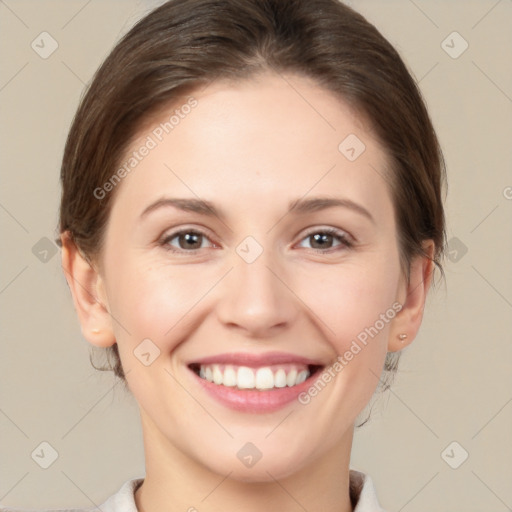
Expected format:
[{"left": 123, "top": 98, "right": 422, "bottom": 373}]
[
  {"left": 180, "top": 233, "right": 201, "bottom": 249},
  {"left": 312, "top": 233, "right": 331, "bottom": 249}
]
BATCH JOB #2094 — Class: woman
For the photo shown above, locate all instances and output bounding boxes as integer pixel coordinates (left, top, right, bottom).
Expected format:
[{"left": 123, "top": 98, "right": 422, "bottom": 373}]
[{"left": 3, "top": 0, "right": 446, "bottom": 510}]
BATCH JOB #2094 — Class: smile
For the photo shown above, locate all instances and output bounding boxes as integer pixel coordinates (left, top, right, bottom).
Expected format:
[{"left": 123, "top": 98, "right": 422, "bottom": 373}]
[
  {"left": 189, "top": 363, "right": 324, "bottom": 390},
  {"left": 186, "top": 352, "right": 326, "bottom": 413}
]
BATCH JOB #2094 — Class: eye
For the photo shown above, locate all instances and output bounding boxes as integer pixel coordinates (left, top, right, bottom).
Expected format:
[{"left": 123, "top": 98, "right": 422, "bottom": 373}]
[
  {"left": 159, "top": 226, "right": 353, "bottom": 255},
  {"left": 160, "top": 228, "right": 215, "bottom": 253},
  {"left": 296, "top": 227, "right": 353, "bottom": 252}
]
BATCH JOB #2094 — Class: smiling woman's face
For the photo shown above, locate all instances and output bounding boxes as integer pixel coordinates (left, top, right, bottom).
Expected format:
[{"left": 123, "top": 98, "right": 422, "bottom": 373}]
[{"left": 69, "top": 71, "right": 430, "bottom": 482}]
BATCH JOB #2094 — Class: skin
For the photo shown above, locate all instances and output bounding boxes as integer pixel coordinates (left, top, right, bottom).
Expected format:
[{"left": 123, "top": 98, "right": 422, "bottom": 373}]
[{"left": 62, "top": 71, "right": 434, "bottom": 512}]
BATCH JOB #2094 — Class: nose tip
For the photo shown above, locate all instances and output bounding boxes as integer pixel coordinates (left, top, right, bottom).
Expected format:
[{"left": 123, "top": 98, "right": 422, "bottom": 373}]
[{"left": 215, "top": 254, "right": 298, "bottom": 337}]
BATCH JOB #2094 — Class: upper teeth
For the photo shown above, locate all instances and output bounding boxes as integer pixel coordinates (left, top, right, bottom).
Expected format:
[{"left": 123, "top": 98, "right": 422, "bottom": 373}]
[{"left": 198, "top": 364, "right": 310, "bottom": 390}]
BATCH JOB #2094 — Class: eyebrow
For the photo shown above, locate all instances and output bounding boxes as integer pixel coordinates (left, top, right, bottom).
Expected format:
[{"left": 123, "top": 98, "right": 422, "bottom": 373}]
[{"left": 139, "top": 196, "right": 374, "bottom": 224}]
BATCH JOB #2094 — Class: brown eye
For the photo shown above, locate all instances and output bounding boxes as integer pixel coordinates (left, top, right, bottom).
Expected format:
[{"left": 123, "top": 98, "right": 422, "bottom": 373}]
[
  {"left": 309, "top": 232, "right": 336, "bottom": 250},
  {"left": 162, "top": 230, "right": 213, "bottom": 252},
  {"left": 297, "top": 228, "right": 352, "bottom": 252}
]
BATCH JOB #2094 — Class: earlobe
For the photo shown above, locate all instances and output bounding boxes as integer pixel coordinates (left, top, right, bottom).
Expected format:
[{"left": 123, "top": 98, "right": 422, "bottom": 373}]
[
  {"left": 60, "top": 232, "right": 116, "bottom": 348},
  {"left": 388, "top": 240, "right": 435, "bottom": 352}
]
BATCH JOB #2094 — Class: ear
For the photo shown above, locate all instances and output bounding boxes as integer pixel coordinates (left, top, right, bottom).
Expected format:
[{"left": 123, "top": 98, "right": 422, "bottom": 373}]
[
  {"left": 60, "top": 231, "right": 116, "bottom": 348},
  {"left": 388, "top": 240, "right": 435, "bottom": 352}
]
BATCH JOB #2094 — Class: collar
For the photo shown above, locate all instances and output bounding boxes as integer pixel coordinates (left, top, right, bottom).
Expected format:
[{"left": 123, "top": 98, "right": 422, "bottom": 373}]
[
  {"left": 100, "top": 469, "right": 386, "bottom": 511},
  {"left": 349, "top": 469, "right": 387, "bottom": 511}
]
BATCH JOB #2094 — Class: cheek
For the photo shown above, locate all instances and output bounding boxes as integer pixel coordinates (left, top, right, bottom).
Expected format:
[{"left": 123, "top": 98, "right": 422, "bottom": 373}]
[
  {"left": 297, "top": 255, "right": 400, "bottom": 362},
  {"left": 105, "top": 256, "right": 214, "bottom": 354}
]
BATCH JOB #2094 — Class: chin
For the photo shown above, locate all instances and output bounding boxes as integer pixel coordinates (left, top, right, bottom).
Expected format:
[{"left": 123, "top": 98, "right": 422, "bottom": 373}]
[{"left": 202, "top": 451, "right": 310, "bottom": 483}]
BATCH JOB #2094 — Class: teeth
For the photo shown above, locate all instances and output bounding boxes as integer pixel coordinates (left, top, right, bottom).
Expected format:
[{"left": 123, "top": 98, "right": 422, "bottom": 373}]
[
  {"left": 286, "top": 369, "right": 297, "bottom": 387},
  {"left": 223, "top": 366, "right": 237, "bottom": 387},
  {"left": 296, "top": 370, "right": 309, "bottom": 384},
  {"left": 196, "top": 364, "right": 312, "bottom": 390},
  {"left": 213, "top": 366, "right": 223, "bottom": 385},
  {"left": 255, "top": 367, "right": 274, "bottom": 390},
  {"left": 237, "top": 366, "right": 255, "bottom": 389},
  {"left": 274, "top": 368, "right": 287, "bottom": 388}
]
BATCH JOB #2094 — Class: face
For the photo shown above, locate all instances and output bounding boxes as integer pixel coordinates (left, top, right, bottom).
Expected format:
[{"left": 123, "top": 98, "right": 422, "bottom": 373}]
[{"left": 90, "top": 72, "right": 409, "bottom": 481}]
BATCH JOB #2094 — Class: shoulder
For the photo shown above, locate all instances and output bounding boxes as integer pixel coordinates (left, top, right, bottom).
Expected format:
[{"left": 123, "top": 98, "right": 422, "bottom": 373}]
[{"left": 0, "top": 478, "right": 144, "bottom": 512}]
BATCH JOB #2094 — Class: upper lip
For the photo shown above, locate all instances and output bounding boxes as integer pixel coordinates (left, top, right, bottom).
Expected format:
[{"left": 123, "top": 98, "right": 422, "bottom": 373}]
[{"left": 188, "top": 351, "right": 326, "bottom": 368}]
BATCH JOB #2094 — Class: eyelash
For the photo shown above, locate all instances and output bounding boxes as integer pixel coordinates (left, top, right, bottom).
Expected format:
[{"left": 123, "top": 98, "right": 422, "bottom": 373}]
[{"left": 159, "top": 227, "right": 354, "bottom": 255}]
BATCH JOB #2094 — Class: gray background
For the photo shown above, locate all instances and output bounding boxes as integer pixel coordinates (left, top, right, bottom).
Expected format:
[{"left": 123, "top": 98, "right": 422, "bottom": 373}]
[{"left": 1, "top": 1, "right": 511, "bottom": 510}]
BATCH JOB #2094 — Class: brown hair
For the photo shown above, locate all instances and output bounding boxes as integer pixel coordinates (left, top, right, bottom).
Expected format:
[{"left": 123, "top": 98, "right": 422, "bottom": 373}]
[{"left": 56, "top": 0, "right": 446, "bottom": 394}]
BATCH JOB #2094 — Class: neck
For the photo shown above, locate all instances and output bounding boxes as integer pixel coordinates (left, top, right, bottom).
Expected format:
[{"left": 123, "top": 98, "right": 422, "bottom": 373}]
[{"left": 134, "top": 409, "right": 355, "bottom": 512}]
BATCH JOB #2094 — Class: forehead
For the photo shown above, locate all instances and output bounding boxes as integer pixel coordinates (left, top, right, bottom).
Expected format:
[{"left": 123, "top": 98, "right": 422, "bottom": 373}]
[{"left": 110, "top": 72, "right": 393, "bottom": 222}]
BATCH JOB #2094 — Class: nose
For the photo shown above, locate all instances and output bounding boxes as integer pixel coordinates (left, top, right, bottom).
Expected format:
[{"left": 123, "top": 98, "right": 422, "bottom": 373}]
[{"left": 215, "top": 249, "right": 300, "bottom": 338}]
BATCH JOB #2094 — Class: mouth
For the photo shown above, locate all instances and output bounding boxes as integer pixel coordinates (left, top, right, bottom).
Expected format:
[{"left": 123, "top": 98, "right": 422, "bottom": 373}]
[
  {"left": 185, "top": 352, "right": 328, "bottom": 412},
  {"left": 188, "top": 362, "right": 325, "bottom": 390}
]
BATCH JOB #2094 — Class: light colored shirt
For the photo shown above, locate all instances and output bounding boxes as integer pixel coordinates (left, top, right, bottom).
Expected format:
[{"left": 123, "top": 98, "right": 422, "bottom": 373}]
[{"left": 0, "top": 469, "right": 388, "bottom": 511}]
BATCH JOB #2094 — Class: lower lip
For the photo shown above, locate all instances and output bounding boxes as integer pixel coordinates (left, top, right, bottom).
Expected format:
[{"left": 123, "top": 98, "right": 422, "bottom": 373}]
[{"left": 188, "top": 367, "right": 321, "bottom": 413}]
